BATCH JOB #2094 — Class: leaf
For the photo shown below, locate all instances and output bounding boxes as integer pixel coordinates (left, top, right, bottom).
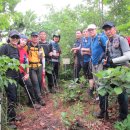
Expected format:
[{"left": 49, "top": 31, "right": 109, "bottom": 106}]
[
  {"left": 114, "top": 87, "right": 123, "bottom": 95},
  {"left": 61, "top": 112, "right": 67, "bottom": 118},
  {"left": 98, "top": 87, "right": 107, "bottom": 96}
]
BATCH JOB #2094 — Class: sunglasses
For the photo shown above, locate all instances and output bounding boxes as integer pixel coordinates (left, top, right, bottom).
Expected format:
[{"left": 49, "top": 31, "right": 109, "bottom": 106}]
[{"left": 11, "top": 35, "right": 20, "bottom": 39}]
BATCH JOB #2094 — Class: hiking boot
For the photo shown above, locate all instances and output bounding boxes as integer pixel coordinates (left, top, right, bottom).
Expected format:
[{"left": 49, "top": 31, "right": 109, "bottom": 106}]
[
  {"left": 51, "top": 88, "right": 56, "bottom": 93},
  {"left": 15, "top": 116, "right": 22, "bottom": 121},
  {"left": 8, "top": 121, "right": 17, "bottom": 129},
  {"left": 38, "top": 99, "right": 46, "bottom": 106},
  {"left": 49, "top": 87, "right": 56, "bottom": 93},
  {"left": 33, "top": 103, "right": 41, "bottom": 109},
  {"left": 93, "top": 111, "right": 109, "bottom": 119},
  {"left": 27, "top": 102, "right": 33, "bottom": 108}
]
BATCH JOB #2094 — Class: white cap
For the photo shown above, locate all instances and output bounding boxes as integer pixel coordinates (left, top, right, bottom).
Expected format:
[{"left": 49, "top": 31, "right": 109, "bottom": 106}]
[{"left": 87, "top": 24, "right": 97, "bottom": 29}]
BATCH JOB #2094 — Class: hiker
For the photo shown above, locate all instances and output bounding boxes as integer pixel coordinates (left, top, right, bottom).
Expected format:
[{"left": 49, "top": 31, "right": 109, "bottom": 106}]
[
  {"left": 81, "top": 28, "right": 94, "bottom": 96},
  {"left": 71, "top": 29, "right": 94, "bottom": 91},
  {"left": 71, "top": 30, "right": 83, "bottom": 82},
  {"left": 0, "top": 30, "right": 20, "bottom": 129},
  {"left": 27, "top": 32, "right": 45, "bottom": 106},
  {"left": 87, "top": 24, "right": 107, "bottom": 96},
  {"left": 96, "top": 21, "right": 129, "bottom": 120},
  {"left": 50, "top": 34, "right": 61, "bottom": 88},
  {"left": 39, "top": 31, "right": 55, "bottom": 93},
  {"left": 18, "top": 34, "right": 37, "bottom": 108}
]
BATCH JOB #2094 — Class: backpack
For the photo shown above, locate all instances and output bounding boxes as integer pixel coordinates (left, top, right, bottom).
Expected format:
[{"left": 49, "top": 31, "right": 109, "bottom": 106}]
[
  {"left": 98, "top": 34, "right": 106, "bottom": 52},
  {"left": 97, "top": 35, "right": 106, "bottom": 64},
  {"left": 27, "top": 42, "right": 43, "bottom": 65},
  {"left": 126, "top": 36, "right": 130, "bottom": 46}
]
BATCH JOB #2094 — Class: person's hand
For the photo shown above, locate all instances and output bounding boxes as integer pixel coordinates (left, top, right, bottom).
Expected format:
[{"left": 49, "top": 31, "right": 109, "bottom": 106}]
[
  {"left": 102, "top": 59, "right": 107, "bottom": 65},
  {"left": 74, "top": 50, "right": 77, "bottom": 54},
  {"left": 49, "top": 52, "right": 53, "bottom": 56},
  {"left": 109, "top": 59, "right": 115, "bottom": 67},
  {"left": 56, "top": 53, "right": 60, "bottom": 57},
  {"left": 23, "top": 73, "right": 29, "bottom": 80}
]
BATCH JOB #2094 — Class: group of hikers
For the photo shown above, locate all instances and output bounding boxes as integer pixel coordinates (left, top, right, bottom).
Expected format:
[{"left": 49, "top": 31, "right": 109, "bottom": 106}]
[
  {"left": 0, "top": 21, "right": 130, "bottom": 129},
  {"left": 72, "top": 21, "right": 130, "bottom": 123},
  {"left": 0, "top": 30, "right": 61, "bottom": 128}
]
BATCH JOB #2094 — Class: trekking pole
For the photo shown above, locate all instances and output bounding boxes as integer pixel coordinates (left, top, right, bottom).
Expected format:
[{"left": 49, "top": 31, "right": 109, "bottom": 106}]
[
  {"left": 41, "top": 58, "right": 48, "bottom": 97},
  {"left": 22, "top": 78, "right": 39, "bottom": 117},
  {"left": 0, "top": 93, "right": 2, "bottom": 130}
]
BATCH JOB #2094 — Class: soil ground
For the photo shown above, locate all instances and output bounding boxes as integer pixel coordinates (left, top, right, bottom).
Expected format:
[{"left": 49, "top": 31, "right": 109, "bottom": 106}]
[{"left": 16, "top": 92, "right": 121, "bottom": 130}]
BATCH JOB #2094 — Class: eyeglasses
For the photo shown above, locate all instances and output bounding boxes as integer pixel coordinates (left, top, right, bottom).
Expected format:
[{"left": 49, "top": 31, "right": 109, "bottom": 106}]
[
  {"left": 88, "top": 29, "right": 95, "bottom": 32},
  {"left": 20, "top": 39, "right": 27, "bottom": 43},
  {"left": 11, "top": 35, "right": 20, "bottom": 39}
]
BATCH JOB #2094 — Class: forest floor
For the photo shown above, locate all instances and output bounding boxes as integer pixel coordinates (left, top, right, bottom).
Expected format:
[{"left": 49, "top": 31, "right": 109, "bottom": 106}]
[{"left": 15, "top": 90, "right": 123, "bottom": 130}]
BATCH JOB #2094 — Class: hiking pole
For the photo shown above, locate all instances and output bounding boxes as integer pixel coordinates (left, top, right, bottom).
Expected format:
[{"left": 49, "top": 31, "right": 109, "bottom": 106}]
[
  {"left": 22, "top": 77, "right": 39, "bottom": 117},
  {"left": 0, "top": 94, "right": 2, "bottom": 130}
]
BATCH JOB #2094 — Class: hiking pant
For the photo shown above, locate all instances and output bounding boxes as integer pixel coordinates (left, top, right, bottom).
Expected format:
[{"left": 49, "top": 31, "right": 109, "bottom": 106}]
[
  {"left": 99, "top": 91, "right": 128, "bottom": 119},
  {"left": 52, "top": 62, "right": 60, "bottom": 85},
  {"left": 74, "top": 61, "right": 93, "bottom": 81},
  {"left": 46, "top": 71, "right": 54, "bottom": 91},
  {"left": 29, "top": 66, "right": 42, "bottom": 102},
  {"left": 92, "top": 63, "right": 103, "bottom": 88},
  {"left": 82, "top": 62, "right": 93, "bottom": 80},
  {"left": 74, "top": 63, "right": 81, "bottom": 80},
  {"left": 5, "top": 76, "right": 18, "bottom": 122},
  {"left": 18, "top": 73, "right": 36, "bottom": 104}
]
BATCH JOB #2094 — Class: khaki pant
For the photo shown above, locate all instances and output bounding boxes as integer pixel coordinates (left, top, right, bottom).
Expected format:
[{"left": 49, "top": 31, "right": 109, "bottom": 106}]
[{"left": 92, "top": 63, "right": 103, "bottom": 88}]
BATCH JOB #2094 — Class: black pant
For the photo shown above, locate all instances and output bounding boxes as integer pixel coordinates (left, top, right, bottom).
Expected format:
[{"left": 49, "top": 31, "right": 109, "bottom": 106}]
[
  {"left": 46, "top": 71, "right": 54, "bottom": 90},
  {"left": 99, "top": 91, "right": 128, "bottom": 119},
  {"left": 74, "top": 62, "right": 93, "bottom": 80},
  {"left": 29, "top": 66, "right": 42, "bottom": 102},
  {"left": 5, "top": 77, "right": 18, "bottom": 122},
  {"left": 52, "top": 62, "right": 59, "bottom": 86},
  {"left": 18, "top": 73, "right": 36, "bottom": 104}
]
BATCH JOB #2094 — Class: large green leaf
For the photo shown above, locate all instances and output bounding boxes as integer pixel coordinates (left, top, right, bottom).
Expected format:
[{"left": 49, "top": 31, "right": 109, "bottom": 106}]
[{"left": 114, "top": 87, "right": 123, "bottom": 95}]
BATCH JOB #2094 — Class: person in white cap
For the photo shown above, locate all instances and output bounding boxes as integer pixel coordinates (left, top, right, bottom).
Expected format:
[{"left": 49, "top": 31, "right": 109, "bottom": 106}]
[{"left": 87, "top": 24, "right": 107, "bottom": 97}]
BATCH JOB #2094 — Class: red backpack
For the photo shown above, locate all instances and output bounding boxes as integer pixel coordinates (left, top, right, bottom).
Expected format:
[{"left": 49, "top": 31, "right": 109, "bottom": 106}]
[{"left": 126, "top": 36, "right": 130, "bottom": 46}]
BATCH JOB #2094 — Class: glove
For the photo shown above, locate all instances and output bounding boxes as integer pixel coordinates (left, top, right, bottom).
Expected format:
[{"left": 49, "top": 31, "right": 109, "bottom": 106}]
[{"left": 109, "top": 59, "right": 116, "bottom": 68}]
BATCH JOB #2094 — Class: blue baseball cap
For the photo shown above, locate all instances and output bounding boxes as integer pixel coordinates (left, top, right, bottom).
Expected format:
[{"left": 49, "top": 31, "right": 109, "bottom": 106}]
[
  {"left": 20, "top": 34, "right": 28, "bottom": 39},
  {"left": 31, "top": 32, "right": 39, "bottom": 36},
  {"left": 102, "top": 21, "right": 115, "bottom": 29}
]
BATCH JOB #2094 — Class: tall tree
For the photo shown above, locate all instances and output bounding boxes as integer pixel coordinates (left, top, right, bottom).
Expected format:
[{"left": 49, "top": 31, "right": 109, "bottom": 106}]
[{"left": 0, "top": 0, "right": 21, "bottom": 30}]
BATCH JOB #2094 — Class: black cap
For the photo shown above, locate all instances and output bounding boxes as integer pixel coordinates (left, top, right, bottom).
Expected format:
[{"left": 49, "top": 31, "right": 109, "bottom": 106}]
[
  {"left": 31, "top": 32, "right": 39, "bottom": 36},
  {"left": 53, "top": 34, "right": 60, "bottom": 38},
  {"left": 9, "top": 30, "right": 20, "bottom": 37},
  {"left": 102, "top": 22, "right": 115, "bottom": 29}
]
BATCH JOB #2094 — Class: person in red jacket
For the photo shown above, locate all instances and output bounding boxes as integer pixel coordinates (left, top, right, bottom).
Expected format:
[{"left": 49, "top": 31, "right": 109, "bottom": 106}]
[{"left": 18, "top": 34, "right": 38, "bottom": 108}]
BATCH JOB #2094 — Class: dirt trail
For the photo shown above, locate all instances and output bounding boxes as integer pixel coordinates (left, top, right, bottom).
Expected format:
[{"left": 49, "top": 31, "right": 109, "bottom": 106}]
[
  {"left": 17, "top": 93, "right": 118, "bottom": 130},
  {"left": 17, "top": 94, "right": 65, "bottom": 130}
]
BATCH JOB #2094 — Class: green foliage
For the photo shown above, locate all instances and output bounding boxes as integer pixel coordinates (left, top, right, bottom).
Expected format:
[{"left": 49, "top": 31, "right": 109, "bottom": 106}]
[
  {"left": 45, "top": 62, "right": 53, "bottom": 74},
  {"left": 60, "top": 78, "right": 88, "bottom": 103},
  {"left": 104, "top": 0, "right": 130, "bottom": 35},
  {"left": 61, "top": 102, "right": 84, "bottom": 128},
  {"left": 114, "top": 115, "right": 130, "bottom": 130},
  {"left": 0, "top": 55, "right": 20, "bottom": 88},
  {"left": 95, "top": 66, "right": 130, "bottom": 96},
  {"left": 0, "top": 0, "right": 21, "bottom": 30}
]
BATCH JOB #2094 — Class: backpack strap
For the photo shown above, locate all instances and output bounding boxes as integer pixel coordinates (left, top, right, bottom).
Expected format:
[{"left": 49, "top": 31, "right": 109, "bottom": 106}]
[
  {"left": 118, "top": 36, "right": 123, "bottom": 56},
  {"left": 98, "top": 35, "right": 105, "bottom": 52}
]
